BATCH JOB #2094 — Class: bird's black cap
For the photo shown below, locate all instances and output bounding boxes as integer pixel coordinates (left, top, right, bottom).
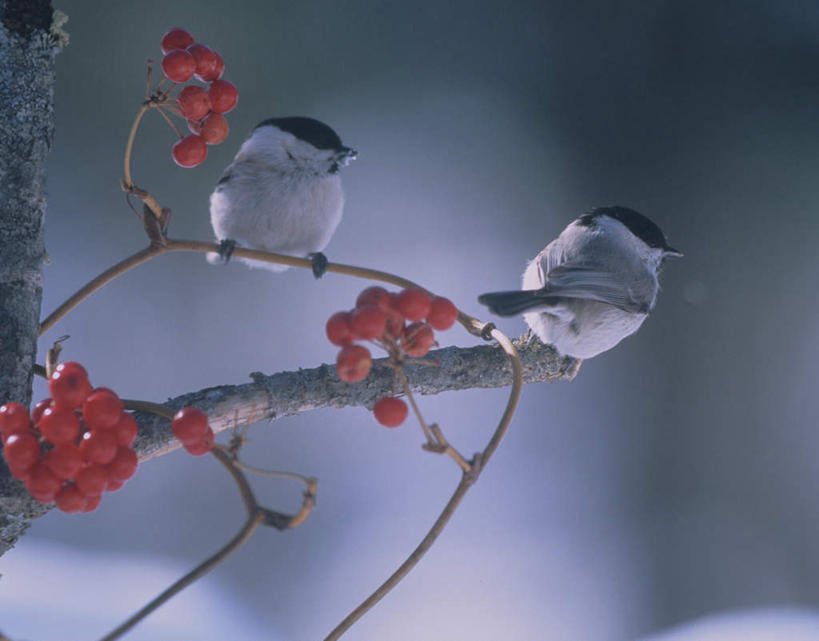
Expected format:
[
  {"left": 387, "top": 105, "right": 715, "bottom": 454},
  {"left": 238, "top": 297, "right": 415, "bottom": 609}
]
[
  {"left": 577, "top": 206, "right": 681, "bottom": 255},
  {"left": 255, "top": 116, "right": 346, "bottom": 151}
]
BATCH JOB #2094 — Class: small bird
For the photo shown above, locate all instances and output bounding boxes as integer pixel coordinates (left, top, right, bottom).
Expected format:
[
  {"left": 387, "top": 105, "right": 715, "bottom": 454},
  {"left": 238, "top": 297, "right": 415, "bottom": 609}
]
[
  {"left": 208, "top": 116, "right": 357, "bottom": 277},
  {"left": 478, "top": 206, "right": 681, "bottom": 359}
]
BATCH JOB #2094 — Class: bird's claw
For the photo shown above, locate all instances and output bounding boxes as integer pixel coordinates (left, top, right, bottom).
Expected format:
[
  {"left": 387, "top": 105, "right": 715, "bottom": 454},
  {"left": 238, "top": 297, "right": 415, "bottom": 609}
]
[
  {"left": 309, "top": 252, "right": 328, "bottom": 279},
  {"left": 218, "top": 239, "right": 236, "bottom": 263}
]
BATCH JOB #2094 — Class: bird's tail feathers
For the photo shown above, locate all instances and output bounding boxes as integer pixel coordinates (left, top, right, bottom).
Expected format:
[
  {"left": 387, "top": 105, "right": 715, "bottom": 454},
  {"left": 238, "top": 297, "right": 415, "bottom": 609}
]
[{"left": 477, "top": 289, "right": 550, "bottom": 316}]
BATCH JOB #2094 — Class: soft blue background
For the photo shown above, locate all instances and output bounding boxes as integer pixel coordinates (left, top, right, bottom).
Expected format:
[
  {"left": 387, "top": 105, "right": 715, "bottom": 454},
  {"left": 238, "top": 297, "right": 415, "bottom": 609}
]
[{"left": 2, "top": 1, "right": 819, "bottom": 640}]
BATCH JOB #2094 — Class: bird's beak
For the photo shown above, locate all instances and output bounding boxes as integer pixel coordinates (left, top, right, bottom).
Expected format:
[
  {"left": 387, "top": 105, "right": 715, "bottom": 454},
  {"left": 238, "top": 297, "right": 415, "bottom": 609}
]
[
  {"left": 664, "top": 246, "right": 683, "bottom": 258},
  {"left": 337, "top": 147, "right": 358, "bottom": 166}
]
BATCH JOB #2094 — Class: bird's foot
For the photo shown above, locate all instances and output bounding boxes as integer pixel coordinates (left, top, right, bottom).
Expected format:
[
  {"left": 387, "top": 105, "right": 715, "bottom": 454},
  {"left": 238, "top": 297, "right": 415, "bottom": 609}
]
[
  {"left": 309, "top": 252, "right": 328, "bottom": 279},
  {"left": 218, "top": 239, "right": 236, "bottom": 263}
]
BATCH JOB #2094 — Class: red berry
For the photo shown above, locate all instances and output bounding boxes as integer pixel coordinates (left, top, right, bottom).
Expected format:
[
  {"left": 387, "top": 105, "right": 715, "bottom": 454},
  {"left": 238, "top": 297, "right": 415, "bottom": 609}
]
[
  {"left": 76, "top": 464, "right": 108, "bottom": 496},
  {"left": 426, "top": 296, "right": 459, "bottom": 330},
  {"left": 49, "top": 362, "right": 92, "bottom": 409},
  {"left": 26, "top": 462, "right": 61, "bottom": 502},
  {"left": 198, "top": 113, "right": 229, "bottom": 144},
  {"left": 208, "top": 79, "right": 238, "bottom": 114},
  {"left": 79, "top": 429, "right": 118, "bottom": 465},
  {"left": 55, "top": 482, "right": 86, "bottom": 513},
  {"left": 3, "top": 432, "right": 41, "bottom": 470},
  {"left": 0, "top": 402, "right": 30, "bottom": 438},
  {"left": 326, "top": 311, "right": 355, "bottom": 346},
  {"left": 38, "top": 406, "right": 80, "bottom": 444},
  {"left": 172, "top": 407, "right": 209, "bottom": 444},
  {"left": 82, "top": 493, "right": 103, "bottom": 512},
  {"left": 161, "top": 49, "right": 196, "bottom": 82},
  {"left": 105, "top": 478, "right": 125, "bottom": 493},
  {"left": 31, "top": 397, "right": 53, "bottom": 425},
  {"left": 187, "top": 43, "right": 223, "bottom": 82},
  {"left": 401, "top": 322, "right": 435, "bottom": 357},
  {"left": 183, "top": 427, "right": 214, "bottom": 456},
  {"left": 350, "top": 305, "right": 387, "bottom": 341},
  {"left": 382, "top": 307, "right": 406, "bottom": 340},
  {"left": 82, "top": 388, "right": 124, "bottom": 430},
  {"left": 160, "top": 28, "right": 194, "bottom": 55},
  {"left": 107, "top": 446, "right": 138, "bottom": 481},
  {"left": 113, "top": 412, "right": 138, "bottom": 447},
  {"left": 44, "top": 443, "right": 85, "bottom": 480},
  {"left": 177, "top": 85, "right": 212, "bottom": 121},
  {"left": 336, "top": 345, "right": 372, "bottom": 383},
  {"left": 356, "top": 286, "right": 392, "bottom": 310},
  {"left": 8, "top": 461, "right": 33, "bottom": 480},
  {"left": 373, "top": 397, "right": 408, "bottom": 428},
  {"left": 394, "top": 288, "right": 432, "bottom": 322},
  {"left": 172, "top": 134, "right": 207, "bottom": 167}
]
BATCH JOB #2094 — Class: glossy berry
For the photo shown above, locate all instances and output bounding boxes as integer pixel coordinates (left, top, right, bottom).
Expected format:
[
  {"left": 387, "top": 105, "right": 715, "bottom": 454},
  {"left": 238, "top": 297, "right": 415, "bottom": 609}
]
[
  {"left": 0, "top": 402, "right": 30, "bottom": 438},
  {"left": 31, "top": 397, "right": 53, "bottom": 425},
  {"left": 350, "top": 305, "right": 387, "bottom": 341},
  {"left": 44, "top": 443, "right": 85, "bottom": 480},
  {"left": 401, "top": 322, "right": 435, "bottom": 357},
  {"left": 161, "top": 49, "right": 196, "bottom": 82},
  {"left": 188, "top": 43, "right": 224, "bottom": 82},
  {"left": 172, "top": 407, "right": 209, "bottom": 444},
  {"left": 113, "top": 412, "right": 138, "bottom": 447},
  {"left": 336, "top": 345, "right": 372, "bottom": 383},
  {"left": 160, "top": 28, "right": 195, "bottom": 54},
  {"left": 326, "top": 311, "right": 354, "bottom": 346},
  {"left": 197, "top": 113, "right": 229, "bottom": 144},
  {"left": 38, "top": 406, "right": 80, "bottom": 444},
  {"left": 49, "top": 361, "right": 92, "bottom": 409},
  {"left": 373, "top": 397, "right": 408, "bottom": 428},
  {"left": 82, "top": 387, "right": 124, "bottom": 430},
  {"left": 76, "top": 464, "right": 108, "bottom": 496},
  {"left": 183, "top": 427, "right": 214, "bottom": 456},
  {"left": 107, "top": 446, "right": 138, "bottom": 481},
  {"left": 3, "top": 432, "right": 41, "bottom": 470},
  {"left": 177, "top": 85, "right": 212, "bottom": 121},
  {"left": 26, "top": 462, "right": 61, "bottom": 502},
  {"left": 394, "top": 288, "right": 432, "bottom": 322},
  {"left": 426, "top": 296, "right": 458, "bottom": 330},
  {"left": 172, "top": 134, "right": 207, "bottom": 168},
  {"left": 79, "top": 429, "right": 118, "bottom": 465},
  {"left": 55, "top": 483, "right": 86, "bottom": 514},
  {"left": 356, "top": 286, "right": 392, "bottom": 310},
  {"left": 208, "top": 79, "right": 238, "bottom": 114}
]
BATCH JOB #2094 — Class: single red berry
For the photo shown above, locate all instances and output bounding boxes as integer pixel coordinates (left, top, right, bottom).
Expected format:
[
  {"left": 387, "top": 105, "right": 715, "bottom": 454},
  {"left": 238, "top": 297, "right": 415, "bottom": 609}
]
[
  {"left": 394, "top": 288, "right": 432, "bottom": 322},
  {"left": 187, "top": 43, "right": 223, "bottom": 82},
  {"left": 336, "top": 345, "right": 372, "bottom": 383},
  {"left": 172, "top": 407, "right": 209, "bottom": 444},
  {"left": 3, "top": 432, "right": 41, "bottom": 471},
  {"left": 401, "top": 322, "right": 435, "bottom": 357},
  {"left": 79, "top": 429, "right": 118, "bottom": 465},
  {"left": 161, "top": 49, "right": 196, "bottom": 82},
  {"left": 49, "top": 362, "right": 92, "bottom": 409},
  {"left": 44, "top": 443, "right": 85, "bottom": 480},
  {"left": 183, "top": 427, "right": 214, "bottom": 456},
  {"left": 172, "top": 134, "right": 207, "bottom": 167},
  {"left": 208, "top": 79, "right": 238, "bottom": 113},
  {"left": 356, "top": 286, "right": 392, "bottom": 310},
  {"left": 160, "top": 28, "right": 195, "bottom": 54},
  {"left": 198, "top": 112, "right": 229, "bottom": 144},
  {"left": 326, "top": 311, "right": 355, "bottom": 346},
  {"left": 0, "top": 402, "right": 30, "bottom": 438},
  {"left": 75, "top": 463, "right": 108, "bottom": 496},
  {"left": 31, "top": 397, "right": 53, "bottom": 425},
  {"left": 113, "top": 412, "right": 138, "bottom": 447},
  {"left": 38, "top": 406, "right": 81, "bottom": 444},
  {"left": 105, "top": 477, "right": 125, "bottom": 492},
  {"left": 82, "top": 493, "right": 103, "bottom": 512},
  {"left": 107, "top": 446, "right": 138, "bottom": 481},
  {"left": 426, "top": 296, "right": 458, "bottom": 330},
  {"left": 350, "top": 305, "right": 387, "bottom": 341},
  {"left": 373, "top": 397, "right": 408, "bottom": 428},
  {"left": 26, "top": 462, "right": 61, "bottom": 502},
  {"left": 382, "top": 307, "right": 406, "bottom": 340},
  {"left": 55, "top": 482, "right": 86, "bottom": 513},
  {"left": 82, "top": 388, "right": 124, "bottom": 430},
  {"left": 177, "top": 85, "right": 212, "bottom": 121},
  {"left": 7, "top": 460, "right": 33, "bottom": 480}
]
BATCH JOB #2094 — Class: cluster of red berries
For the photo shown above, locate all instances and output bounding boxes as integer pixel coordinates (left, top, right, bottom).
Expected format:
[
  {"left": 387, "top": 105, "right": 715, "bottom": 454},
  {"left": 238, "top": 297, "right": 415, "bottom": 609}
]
[
  {"left": 326, "top": 286, "right": 459, "bottom": 428},
  {"left": 0, "top": 362, "right": 138, "bottom": 514},
  {"left": 170, "top": 407, "right": 215, "bottom": 456},
  {"left": 159, "top": 28, "right": 238, "bottom": 168}
]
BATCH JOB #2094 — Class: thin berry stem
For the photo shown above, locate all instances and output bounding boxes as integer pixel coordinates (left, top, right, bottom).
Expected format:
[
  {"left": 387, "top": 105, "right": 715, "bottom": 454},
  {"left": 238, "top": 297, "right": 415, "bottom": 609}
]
[{"left": 155, "top": 105, "right": 183, "bottom": 138}]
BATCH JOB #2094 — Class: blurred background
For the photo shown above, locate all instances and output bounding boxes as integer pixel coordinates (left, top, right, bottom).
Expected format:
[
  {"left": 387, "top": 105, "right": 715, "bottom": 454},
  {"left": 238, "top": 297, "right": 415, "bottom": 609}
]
[{"left": 2, "top": 1, "right": 819, "bottom": 639}]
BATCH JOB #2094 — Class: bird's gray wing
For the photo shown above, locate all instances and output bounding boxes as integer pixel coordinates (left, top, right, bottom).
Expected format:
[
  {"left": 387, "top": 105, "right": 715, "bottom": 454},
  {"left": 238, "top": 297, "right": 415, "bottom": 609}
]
[{"left": 542, "top": 264, "right": 651, "bottom": 313}]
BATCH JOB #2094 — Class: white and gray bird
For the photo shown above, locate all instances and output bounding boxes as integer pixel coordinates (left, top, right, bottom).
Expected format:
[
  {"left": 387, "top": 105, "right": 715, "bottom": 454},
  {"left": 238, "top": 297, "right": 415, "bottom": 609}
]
[
  {"left": 208, "top": 116, "right": 357, "bottom": 277},
  {"left": 478, "top": 207, "right": 681, "bottom": 359}
]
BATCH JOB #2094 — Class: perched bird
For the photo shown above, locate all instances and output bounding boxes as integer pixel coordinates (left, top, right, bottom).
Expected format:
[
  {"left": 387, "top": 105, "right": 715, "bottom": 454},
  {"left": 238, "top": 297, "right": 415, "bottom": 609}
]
[
  {"left": 208, "top": 116, "right": 357, "bottom": 277},
  {"left": 478, "top": 206, "right": 681, "bottom": 359}
]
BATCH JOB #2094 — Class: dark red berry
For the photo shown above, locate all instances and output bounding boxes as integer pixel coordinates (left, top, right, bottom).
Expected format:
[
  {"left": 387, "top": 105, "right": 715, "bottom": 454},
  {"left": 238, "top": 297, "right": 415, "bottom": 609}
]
[
  {"left": 44, "top": 443, "right": 85, "bottom": 480},
  {"left": 373, "top": 397, "right": 408, "bottom": 428},
  {"left": 401, "top": 322, "right": 435, "bottom": 357},
  {"left": 38, "top": 406, "right": 80, "bottom": 444},
  {"left": 356, "top": 286, "right": 391, "bottom": 310},
  {"left": 161, "top": 49, "right": 196, "bottom": 82},
  {"left": 160, "top": 28, "right": 195, "bottom": 55},
  {"left": 0, "top": 402, "right": 30, "bottom": 438},
  {"left": 183, "top": 427, "right": 214, "bottom": 456},
  {"left": 55, "top": 482, "right": 86, "bottom": 513},
  {"left": 172, "top": 134, "right": 207, "bottom": 167},
  {"left": 113, "top": 412, "right": 138, "bottom": 447},
  {"left": 394, "top": 288, "right": 432, "bottom": 322},
  {"left": 26, "top": 462, "right": 61, "bottom": 502},
  {"left": 350, "top": 305, "right": 387, "bottom": 341},
  {"left": 107, "top": 446, "right": 138, "bottom": 481},
  {"left": 76, "top": 464, "right": 108, "bottom": 496},
  {"left": 336, "top": 345, "right": 372, "bottom": 383},
  {"left": 3, "top": 432, "right": 41, "bottom": 471},
  {"left": 31, "top": 397, "right": 53, "bottom": 425},
  {"left": 426, "top": 296, "right": 458, "bottom": 330},
  {"left": 326, "top": 311, "right": 355, "bottom": 346},
  {"left": 79, "top": 429, "right": 118, "bottom": 465},
  {"left": 49, "top": 362, "right": 92, "bottom": 409},
  {"left": 82, "top": 388, "right": 124, "bottom": 430},
  {"left": 187, "top": 43, "right": 223, "bottom": 82},
  {"left": 208, "top": 79, "right": 238, "bottom": 113},
  {"left": 172, "top": 407, "right": 209, "bottom": 444}
]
